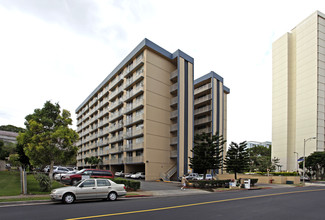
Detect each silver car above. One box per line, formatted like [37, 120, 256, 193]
[50, 179, 126, 204]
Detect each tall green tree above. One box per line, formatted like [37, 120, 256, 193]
[303, 152, 325, 180]
[247, 145, 275, 172]
[84, 156, 102, 169]
[189, 133, 225, 178]
[17, 101, 79, 179]
[224, 141, 250, 179]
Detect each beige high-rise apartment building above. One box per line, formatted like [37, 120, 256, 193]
[194, 72, 230, 170]
[76, 39, 229, 180]
[272, 11, 325, 171]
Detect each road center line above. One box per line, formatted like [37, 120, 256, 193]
[66, 188, 325, 220]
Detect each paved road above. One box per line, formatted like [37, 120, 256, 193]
[1, 186, 325, 220]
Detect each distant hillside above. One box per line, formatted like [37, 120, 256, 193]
[0, 125, 25, 133]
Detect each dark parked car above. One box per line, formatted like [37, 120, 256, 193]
[61, 169, 114, 185]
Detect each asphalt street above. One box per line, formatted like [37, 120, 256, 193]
[1, 186, 325, 220]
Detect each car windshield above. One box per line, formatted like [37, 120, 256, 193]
[76, 169, 86, 174]
[73, 180, 83, 186]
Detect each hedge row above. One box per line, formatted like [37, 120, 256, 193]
[249, 172, 298, 176]
[113, 178, 141, 191]
[188, 179, 231, 189]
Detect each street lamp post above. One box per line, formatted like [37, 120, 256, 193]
[294, 152, 298, 174]
[303, 137, 316, 186]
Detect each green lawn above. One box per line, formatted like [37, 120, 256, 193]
[0, 171, 64, 196]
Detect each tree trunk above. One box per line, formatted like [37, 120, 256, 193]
[49, 160, 54, 180]
[234, 172, 237, 180]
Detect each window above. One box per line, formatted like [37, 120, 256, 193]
[97, 179, 110, 187]
[81, 179, 95, 187]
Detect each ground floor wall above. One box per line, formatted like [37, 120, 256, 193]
[217, 174, 300, 184]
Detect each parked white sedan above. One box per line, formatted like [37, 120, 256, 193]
[50, 179, 126, 204]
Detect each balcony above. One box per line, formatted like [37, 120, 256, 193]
[194, 94, 212, 106]
[124, 70, 144, 90]
[98, 128, 109, 137]
[98, 97, 109, 109]
[124, 128, 144, 139]
[109, 110, 124, 122]
[170, 150, 177, 158]
[194, 116, 212, 126]
[99, 147, 109, 156]
[109, 122, 124, 133]
[98, 117, 109, 128]
[124, 100, 144, 114]
[109, 74, 124, 90]
[170, 97, 178, 107]
[124, 113, 144, 126]
[194, 127, 212, 135]
[194, 83, 212, 95]
[108, 135, 124, 144]
[124, 142, 144, 151]
[124, 85, 144, 102]
[170, 137, 178, 145]
[109, 158, 123, 165]
[109, 146, 123, 154]
[109, 85, 125, 101]
[194, 105, 212, 115]
[170, 110, 178, 119]
[109, 98, 124, 112]
[97, 139, 109, 147]
[124, 57, 144, 78]
[125, 155, 144, 164]
[170, 123, 178, 132]
[89, 97, 98, 108]
[170, 69, 178, 81]
[170, 82, 178, 94]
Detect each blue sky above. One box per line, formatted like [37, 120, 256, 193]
[0, 0, 324, 144]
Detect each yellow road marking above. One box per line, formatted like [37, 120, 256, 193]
[66, 188, 325, 220]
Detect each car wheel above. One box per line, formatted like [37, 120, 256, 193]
[63, 193, 75, 204]
[107, 192, 117, 201]
[71, 179, 78, 185]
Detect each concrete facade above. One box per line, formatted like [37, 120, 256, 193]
[272, 11, 325, 171]
[76, 39, 229, 180]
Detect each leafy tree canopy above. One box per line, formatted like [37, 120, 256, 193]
[84, 156, 102, 168]
[247, 145, 277, 172]
[0, 125, 25, 133]
[189, 133, 225, 177]
[17, 101, 79, 179]
[303, 151, 325, 180]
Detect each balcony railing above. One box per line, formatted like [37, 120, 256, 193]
[109, 158, 124, 165]
[170, 123, 178, 132]
[194, 105, 212, 115]
[109, 110, 124, 122]
[194, 116, 212, 126]
[109, 85, 125, 101]
[124, 142, 144, 151]
[125, 128, 144, 139]
[124, 113, 144, 126]
[170, 83, 178, 93]
[194, 127, 212, 135]
[170, 97, 178, 106]
[125, 155, 144, 164]
[125, 85, 144, 101]
[125, 71, 144, 89]
[170, 150, 177, 158]
[194, 83, 212, 95]
[170, 137, 178, 145]
[170, 69, 178, 80]
[125, 100, 144, 114]
[170, 110, 178, 119]
[109, 135, 124, 143]
[194, 94, 212, 105]
[109, 98, 124, 112]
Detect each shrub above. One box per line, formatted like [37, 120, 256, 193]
[251, 172, 298, 176]
[113, 178, 141, 191]
[34, 173, 51, 192]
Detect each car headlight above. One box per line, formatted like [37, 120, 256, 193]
[51, 189, 57, 194]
